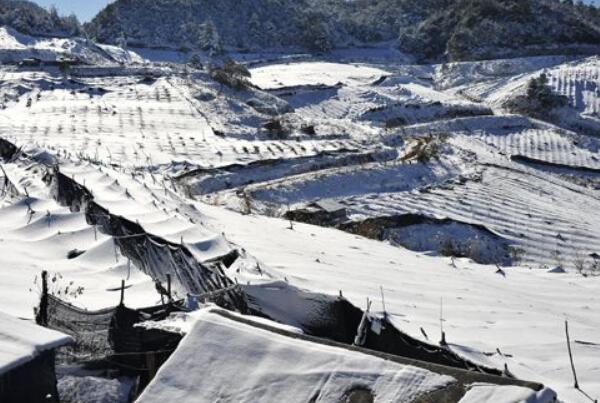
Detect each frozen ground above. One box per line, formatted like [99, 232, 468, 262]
[0, 31, 599, 402]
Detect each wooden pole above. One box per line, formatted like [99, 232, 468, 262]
[120, 280, 125, 306]
[565, 320, 579, 389]
[38, 270, 49, 326]
[440, 297, 447, 346]
[167, 274, 172, 303]
[41, 271, 48, 300]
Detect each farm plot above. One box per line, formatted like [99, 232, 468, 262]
[0, 159, 158, 318]
[343, 161, 600, 270]
[459, 57, 600, 134]
[0, 70, 363, 170]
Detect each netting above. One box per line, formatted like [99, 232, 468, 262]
[46, 167, 247, 312]
[42, 295, 186, 364]
[45, 295, 115, 362]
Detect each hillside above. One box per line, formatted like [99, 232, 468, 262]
[86, 0, 311, 51]
[86, 0, 600, 60]
[0, 26, 143, 65]
[1, 39, 600, 398]
[1, 3, 600, 403]
[397, 0, 600, 61]
[0, 0, 81, 37]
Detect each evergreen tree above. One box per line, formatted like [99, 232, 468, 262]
[249, 12, 262, 45]
[300, 13, 333, 53]
[264, 21, 278, 46]
[503, 73, 569, 118]
[199, 19, 223, 56]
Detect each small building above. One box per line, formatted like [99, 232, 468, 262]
[18, 57, 44, 67]
[55, 56, 81, 67]
[0, 311, 72, 403]
[284, 199, 348, 226]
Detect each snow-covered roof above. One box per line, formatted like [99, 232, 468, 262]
[0, 311, 72, 376]
[136, 309, 454, 403]
[135, 307, 303, 336]
[310, 199, 347, 213]
[459, 383, 556, 403]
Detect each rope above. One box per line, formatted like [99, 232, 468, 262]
[111, 232, 147, 240]
[189, 284, 241, 299]
[109, 349, 176, 357]
[61, 348, 177, 372]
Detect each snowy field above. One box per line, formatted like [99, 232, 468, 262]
[1, 30, 600, 402]
[250, 61, 390, 89]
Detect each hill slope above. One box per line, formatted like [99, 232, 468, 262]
[86, 0, 600, 60]
[0, 0, 81, 36]
[398, 0, 600, 61]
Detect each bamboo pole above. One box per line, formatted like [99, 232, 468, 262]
[565, 320, 579, 389]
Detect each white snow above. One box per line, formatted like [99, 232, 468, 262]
[0, 310, 72, 375]
[0, 160, 164, 318]
[58, 375, 134, 403]
[0, 26, 143, 65]
[1, 47, 599, 403]
[250, 62, 389, 89]
[135, 306, 303, 335]
[458, 383, 557, 403]
[136, 309, 454, 403]
[193, 202, 599, 403]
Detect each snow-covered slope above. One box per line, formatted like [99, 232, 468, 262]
[0, 158, 160, 317]
[193, 198, 599, 403]
[458, 57, 600, 135]
[0, 26, 143, 65]
[1, 44, 600, 403]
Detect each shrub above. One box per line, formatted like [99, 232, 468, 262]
[263, 116, 291, 139]
[503, 73, 569, 119]
[209, 59, 251, 90]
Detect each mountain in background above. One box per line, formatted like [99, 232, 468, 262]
[0, 0, 81, 37]
[85, 0, 600, 61]
[396, 0, 600, 60]
[1, 0, 600, 61]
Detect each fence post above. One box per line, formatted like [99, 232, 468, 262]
[37, 271, 49, 326]
[120, 280, 125, 306]
[439, 297, 447, 346]
[565, 320, 579, 389]
[167, 274, 172, 303]
[380, 286, 387, 319]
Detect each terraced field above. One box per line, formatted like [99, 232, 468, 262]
[2, 47, 600, 402]
[0, 71, 362, 169]
[459, 56, 600, 135]
[344, 158, 600, 269]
